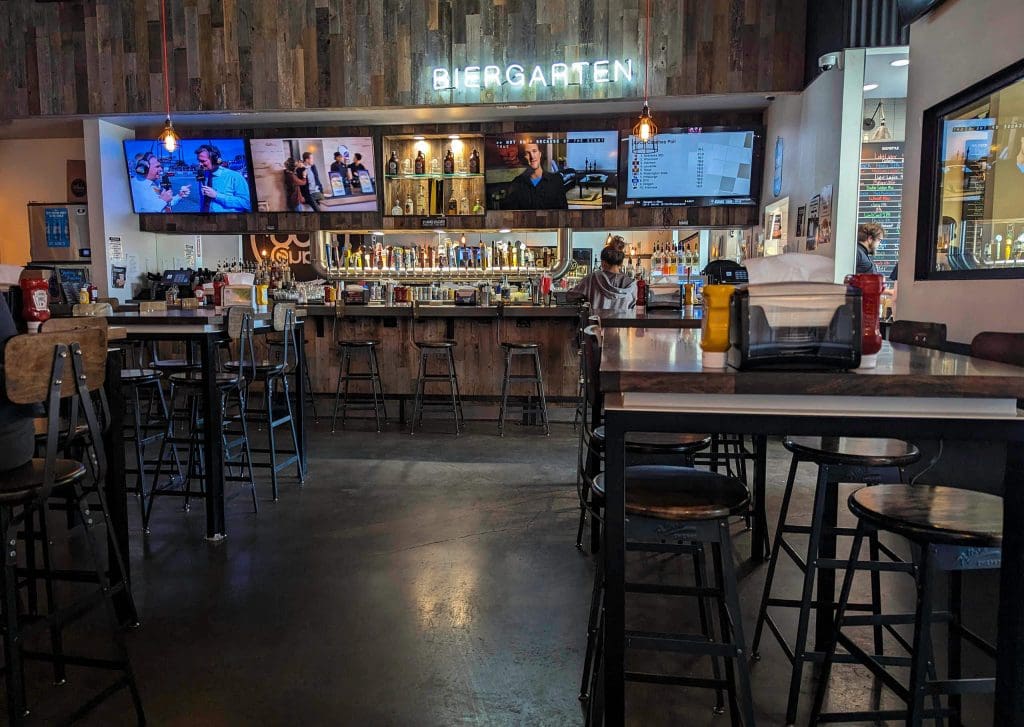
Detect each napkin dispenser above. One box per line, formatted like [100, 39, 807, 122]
[342, 285, 369, 305]
[454, 288, 477, 306]
[647, 284, 682, 310]
[220, 284, 256, 309]
[727, 282, 861, 370]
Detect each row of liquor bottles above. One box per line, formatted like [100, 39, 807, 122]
[650, 241, 701, 277]
[385, 148, 482, 177]
[324, 237, 557, 273]
[388, 180, 484, 216]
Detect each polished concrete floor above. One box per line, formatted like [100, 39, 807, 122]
[4, 411, 1000, 725]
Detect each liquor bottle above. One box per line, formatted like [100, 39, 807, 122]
[430, 157, 440, 175]
[417, 187, 427, 215]
[387, 151, 399, 176]
[402, 157, 412, 175]
[404, 195, 414, 215]
[444, 149, 455, 174]
[667, 246, 677, 276]
[459, 195, 469, 215]
[414, 151, 425, 175]
[391, 200, 403, 215]
[469, 149, 480, 174]
[472, 197, 484, 214]
[447, 194, 458, 214]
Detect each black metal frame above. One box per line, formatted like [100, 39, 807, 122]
[599, 406, 1024, 725]
[914, 56, 1024, 281]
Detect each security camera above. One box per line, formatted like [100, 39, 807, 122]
[818, 53, 840, 72]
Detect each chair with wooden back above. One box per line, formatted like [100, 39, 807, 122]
[71, 302, 113, 317]
[889, 319, 947, 349]
[971, 331, 1024, 367]
[0, 329, 144, 725]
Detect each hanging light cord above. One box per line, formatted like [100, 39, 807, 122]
[160, 0, 171, 120]
[643, 0, 651, 104]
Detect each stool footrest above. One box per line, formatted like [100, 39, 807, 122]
[625, 672, 731, 690]
[626, 630, 741, 658]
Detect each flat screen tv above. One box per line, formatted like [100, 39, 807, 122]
[123, 138, 254, 214]
[619, 127, 763, 207]
[484, 131, 619, 210]
[250, 137, 378, 212]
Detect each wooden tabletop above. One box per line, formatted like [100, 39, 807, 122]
[599, 328, 1024, 399]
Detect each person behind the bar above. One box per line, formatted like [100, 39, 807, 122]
[0, 294, 35, 472]
[567, 236, 637, 313]
[856, 222, 884, 274]
[282, 157, 309, 212]
[196, 143, 252, 213]
[500, 140, 568, 210]
[130, 152, 190, 213]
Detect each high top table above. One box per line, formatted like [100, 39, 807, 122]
[107, 307, 307, 540]
[598, 327, 1024, 725]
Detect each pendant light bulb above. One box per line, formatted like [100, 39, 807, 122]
[159, 117, 179, 153]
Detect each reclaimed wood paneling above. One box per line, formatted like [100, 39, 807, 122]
[0, 0, 806, 118]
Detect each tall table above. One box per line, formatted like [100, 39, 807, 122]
[107, 308, 308, 540]
[598, 327, 1024, 725]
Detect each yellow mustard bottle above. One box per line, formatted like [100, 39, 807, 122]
[700, 284, 734, 368]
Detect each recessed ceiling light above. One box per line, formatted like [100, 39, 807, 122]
[863, 83, 879, 91]
[448, 134, 460, 140]
[413, 135, 425, 140]
[370, 231, 384, 236]
[890, 59, 910, 67]
[498, 228, 512, 233]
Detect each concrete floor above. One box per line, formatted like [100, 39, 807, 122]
[3, 413, 1000, 725]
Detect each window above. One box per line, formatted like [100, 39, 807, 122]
[917, 58, 1024, 279]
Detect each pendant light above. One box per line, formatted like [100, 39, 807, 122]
[156, 0, 179, 153]
[631, 0, 659, 154]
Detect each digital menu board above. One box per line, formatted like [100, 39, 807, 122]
[124, 139, 255, 214]
[620, 128, 762, 207]
[484, 131, 619, 210]
[250, 137, 378, 212]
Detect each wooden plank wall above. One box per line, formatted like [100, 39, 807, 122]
[0, 0, 806, 117]
[136, 107, 766, 233]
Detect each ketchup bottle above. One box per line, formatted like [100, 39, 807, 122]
[19, 274, 51, 332]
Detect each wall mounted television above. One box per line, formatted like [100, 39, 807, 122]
[618, 127, 763, 208]
[123, 138, 254, 214]
[250, 137, 378, 212]
[484, 131, 619, 210]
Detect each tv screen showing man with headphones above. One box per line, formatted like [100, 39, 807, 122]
[484, 131, 618, 210]
[123, 138, 254, 214]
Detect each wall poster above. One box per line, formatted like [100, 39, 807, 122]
[816, 184, 833, 246]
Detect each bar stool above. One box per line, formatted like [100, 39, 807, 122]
[810, 485, 1000, 725]
[268, 310, 318, 423]
[147, 309, 258, 527]
[331, 340, 387, 433]
[226, 306, 304, 500]
[1, 330, 145, 725]
[751, 435, 921, 726]
[121, 366, 183, 521]
[497, 342, 549, 436]
[581, 466, 755, 726]
[410, 341, 464, 436]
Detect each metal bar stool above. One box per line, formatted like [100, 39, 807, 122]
[1, 330, 145, 726]
[268, 314, 319, 423]
[410, 340, 464, 436]
[582, 466, 755, 726]
[751, 435, 921, 726]
[331, 340, 387, 433]
[226, 306, 305, 500]
[147, 308, 258, 527]
[810, 485, 1001, 725]
[497, 342, 550, 436]
[122, 366, 183, 523]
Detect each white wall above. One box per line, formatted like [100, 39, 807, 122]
[761, 61, 862, 280]
[896, 0, 1024, 342]
[84, 120, 157, 303]
[0, 137, 85, 265]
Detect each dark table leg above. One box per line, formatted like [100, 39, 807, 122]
[996, 435, 1024, 725]
[752, 434, 769, 562]
[294, 320, 307, 473]
[103, 349, 137, 625]
[602, 409, 627, 723]
[200, 335, 226, 540]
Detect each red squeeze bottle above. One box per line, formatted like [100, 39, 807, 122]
[20, 275, 51, 332]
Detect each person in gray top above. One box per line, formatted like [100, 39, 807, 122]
[568, 236, 638, 313]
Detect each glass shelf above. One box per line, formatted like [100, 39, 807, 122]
[385, 173, 484, 180]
